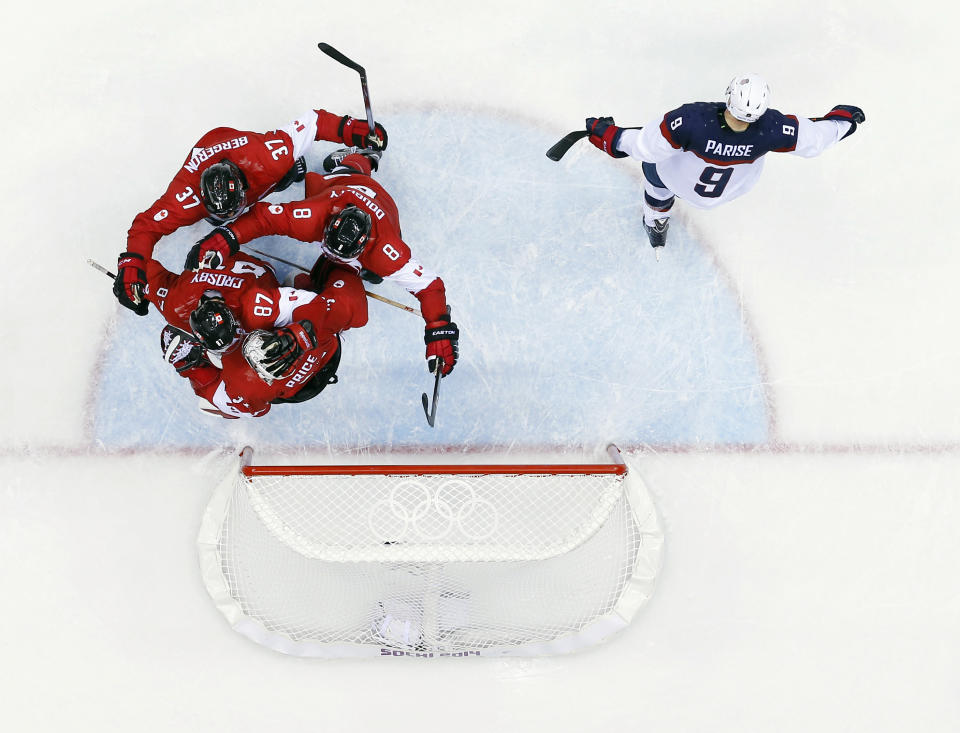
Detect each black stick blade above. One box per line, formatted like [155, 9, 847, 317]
[421, 393, 435, 427]
[318, 42, 365, 74]
[546, 130, 589, 161]
[420, 359, 443, 427]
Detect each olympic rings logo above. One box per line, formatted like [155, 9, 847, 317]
[367, 479, 499, 542]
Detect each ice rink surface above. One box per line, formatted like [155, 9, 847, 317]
[3, 1, 959, 731]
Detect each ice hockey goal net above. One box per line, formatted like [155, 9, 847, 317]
[198, 445, 662, 658]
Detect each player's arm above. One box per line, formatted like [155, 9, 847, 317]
[273, 110, 387, 161]
[189, 198, 335, 268]
[142, 258, 181, 315]
[616, 123, 682, 162]
[585, 110, 681, 162]
[157, 324, 237, 416]
[313, 109, 389, 151]
[377, 248, 459, 377]
[125, 172, 207, 259]
[116, 172, 207, 314]
[791, 105, 865, 157]
[195, 379, 271, 419]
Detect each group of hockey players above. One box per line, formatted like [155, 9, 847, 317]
[113, 108, 459, 419]
[110, 72, 862, 420]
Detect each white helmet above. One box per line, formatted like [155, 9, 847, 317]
[725, 73, 770, 122]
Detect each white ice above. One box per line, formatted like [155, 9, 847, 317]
[2, 1, 958, 731]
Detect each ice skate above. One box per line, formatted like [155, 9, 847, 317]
[322, 146, 381, 174]
[643, 218, 669, 248]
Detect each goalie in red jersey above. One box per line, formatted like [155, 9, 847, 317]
[147, 253, 369, 419]
[190, 148, 459, 378]
[113, 109, 387, 317]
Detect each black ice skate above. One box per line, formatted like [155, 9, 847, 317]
[322, 146, 381, 174]
[643, 218, 669, 248]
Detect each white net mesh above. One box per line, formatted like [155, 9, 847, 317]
[200, 454, 663, 657]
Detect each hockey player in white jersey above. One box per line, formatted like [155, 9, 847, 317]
[584, 74, 865, 249]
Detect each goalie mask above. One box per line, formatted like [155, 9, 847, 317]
[242, 329, 289, 384]
[200, 159, 248, 222]
[323, 205, 371, 259]
[189, 295, 238, 350]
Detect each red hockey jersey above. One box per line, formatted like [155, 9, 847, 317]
[125, 109, 350, 259]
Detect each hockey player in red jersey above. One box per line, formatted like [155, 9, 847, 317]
[113, 109, 388, 316]
[145, 250, 282, 334]
[583, 73, 865, 249]
[190, 148, 460, 378]
[149, 254, 369, 418]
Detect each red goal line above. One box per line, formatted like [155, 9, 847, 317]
[242, 463, 627, 477]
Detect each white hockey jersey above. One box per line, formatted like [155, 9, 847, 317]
[615, 102, 851, 209]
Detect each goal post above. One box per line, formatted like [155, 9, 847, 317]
[198, 444, 663, 658]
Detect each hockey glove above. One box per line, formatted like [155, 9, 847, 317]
[586, 116, 628, 158]
[275, 157, 307, 193]
[821, 105, 865, 140]
[113, 251, 149, 316]
[160, 325, 207, 374]
[424, 314, 459, 377]
[337, 115, 389, 151]
[244, 321, 318, 381]
[185, 227, 240, 270]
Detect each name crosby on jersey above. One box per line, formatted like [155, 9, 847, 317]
[184, 136, 250, 173]
[189, 271, 246, 289]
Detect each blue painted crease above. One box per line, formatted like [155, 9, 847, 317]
[93, 110, 768, 450]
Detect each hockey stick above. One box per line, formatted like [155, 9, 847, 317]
[89, 252, 417, 316]
[545, 131, 589, 161]
[421, 358, 443, 428]
[243, 245, 420, 316]
[545, 126, 643, 161]
[318, 42, 382, 148]
[87, 258, 116, 279]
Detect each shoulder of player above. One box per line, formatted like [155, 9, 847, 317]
[361, 231, 411, 275]
[193, 126, 251, 146]
[658, 102, 724, 149]
[751, 108, 802, 149]
[663, 101, 724, 125]
[755, 108, 797, 129]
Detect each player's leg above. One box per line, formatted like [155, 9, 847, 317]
[304, 171, 330, 197]
[640, 162, 675, 248]
[321, 147, 381, 175]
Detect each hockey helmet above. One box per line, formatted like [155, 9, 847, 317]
[323, 205, 372, 259]
[200, 159, 248, 222]
[242, 328, 302, 384]
[189, 294, 238, 350]
[725, 74, 770, 123]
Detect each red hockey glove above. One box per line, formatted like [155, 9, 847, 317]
[337, 115, 389, 151]
[586, 116, 628, 158]
[113, 251, 149, 316]
[821, 105, 865, 140]
[424, 315, 459, 377]
[185, 227, 240, 270]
